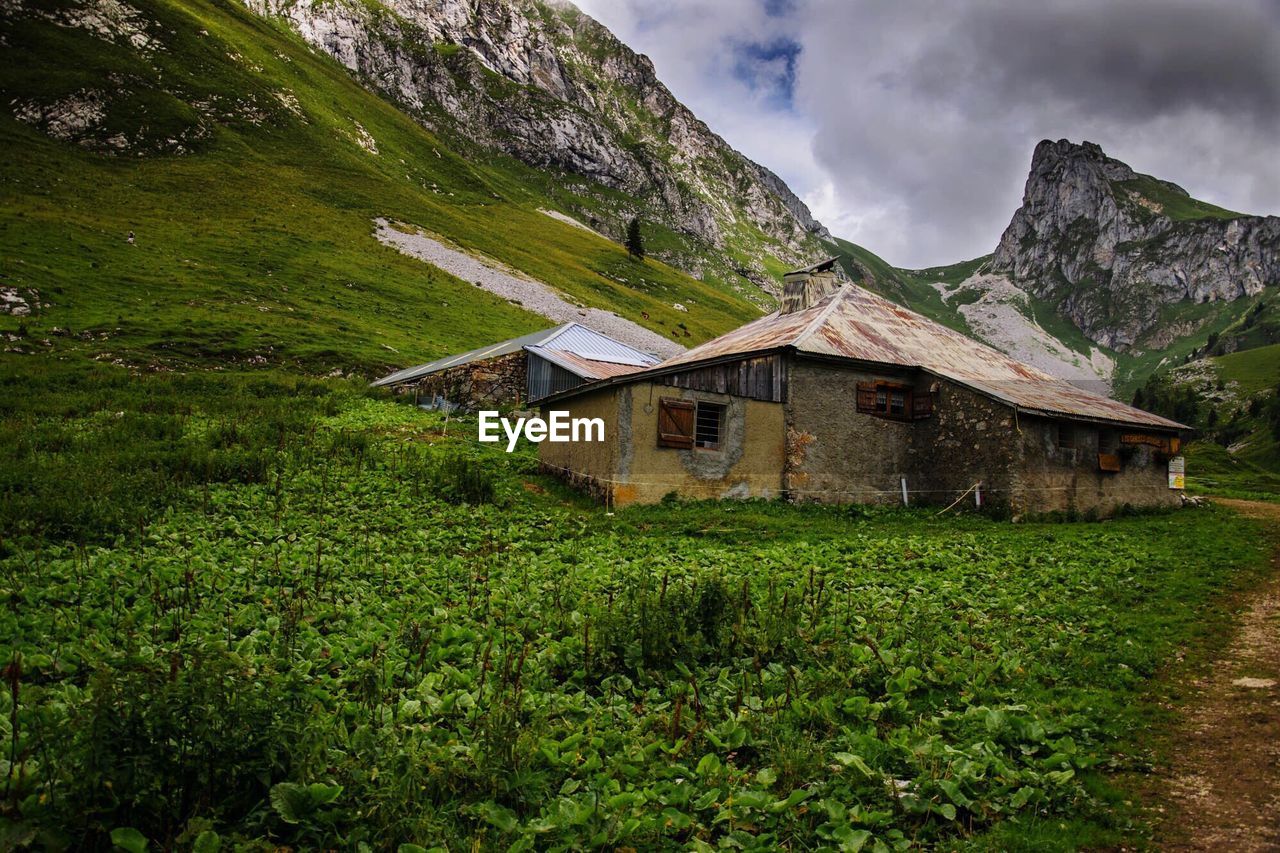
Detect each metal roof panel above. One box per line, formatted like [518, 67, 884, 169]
[372, 322, 660, 388]
[528, 346, 653, 380]
[542, 323, 662, 366]
[659, 284, 1186, 430]
[371, 324, 571, 387]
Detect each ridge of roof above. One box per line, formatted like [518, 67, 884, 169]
[784, 256, 840, 277]
[792, 285, 854, 353]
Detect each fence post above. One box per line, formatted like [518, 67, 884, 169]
[900, 477, 908, 507]
[975, 483, 982, 508]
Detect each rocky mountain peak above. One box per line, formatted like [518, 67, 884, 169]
[245, 0, 830, 287]
[991, 139, 1278, 350]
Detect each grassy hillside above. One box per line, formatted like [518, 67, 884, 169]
[1, 0, 764, 377]
[1135, 342, 1280, 496]
[2, 9, 1276, 847]
[1213, 341, 1280, 395]
[1113, 175, 1243, 222]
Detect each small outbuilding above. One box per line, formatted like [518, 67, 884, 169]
[373, 323, 661, 410]
[537, 259, 1189, 517]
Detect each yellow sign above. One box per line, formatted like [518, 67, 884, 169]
[1168, 455, 1186, 490]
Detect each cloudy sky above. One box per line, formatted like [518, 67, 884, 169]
[574, 0, 1280, 268]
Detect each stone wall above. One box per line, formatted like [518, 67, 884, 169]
[785, 359, 918, 503]
[784, 358, 1175, 515]
[904, 376, 1021, 510]
[539, 357, 1181, 516]
[1012, 416, 1180, 517]
[537, 384, 618, 502]
[405, 351, 528, 412]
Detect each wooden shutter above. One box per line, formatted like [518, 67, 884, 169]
[855, 383, 877, 414]
[1098, 452, 1122, 472]
[912, 394, 933, 420]
[657, 398, 695, 448]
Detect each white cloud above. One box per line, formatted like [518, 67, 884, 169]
[575, 0, 1280, 267]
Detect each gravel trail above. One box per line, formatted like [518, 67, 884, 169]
[374, 218, 683, 358]
[1156, 498, 1280, 851]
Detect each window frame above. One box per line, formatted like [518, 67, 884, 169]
[693, 401, 725, 450]
[1056, 423, 1076, 451]
[856, 381, 923, 421]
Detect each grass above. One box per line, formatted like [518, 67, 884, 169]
[0, 362, 1269, 850]
[1114, 175, 1242, 222]
[3, 8, 1277, 843]
[1212, 342, 1280, 396]
[0, 0, 762, 380]
[1184, 441, 1280, 502]
[1111, 298, 1251, 400]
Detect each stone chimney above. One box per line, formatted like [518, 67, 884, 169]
[779, 257, 842, 314]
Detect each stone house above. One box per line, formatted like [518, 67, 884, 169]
[537, 259, 1188, 516]
[373, 323, 661, 410]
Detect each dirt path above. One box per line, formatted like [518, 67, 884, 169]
[1157, 498, 1280, 850]
[372, 218, 684, 358]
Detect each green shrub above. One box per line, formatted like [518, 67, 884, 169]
[27, 647, 312, 848]
[425, 452, 499, 505]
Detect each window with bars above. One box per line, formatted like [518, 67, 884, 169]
[657, 398, 726, 450]
[694, 402, 725, 449]
[1099, 430, 1118, 453]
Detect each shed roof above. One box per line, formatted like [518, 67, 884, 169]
[525, 346, 654, 381]
[372, 322, 659, 388]
[553, 284, 1187, 431]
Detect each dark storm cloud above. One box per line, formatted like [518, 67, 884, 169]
[576, 0, 1280, 266]
[795, 0, 1280, 265]
[908, 1, 1280, 125]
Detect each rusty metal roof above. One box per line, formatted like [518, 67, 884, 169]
[659, 284, 1187, 430]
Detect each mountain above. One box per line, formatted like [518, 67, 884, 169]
[244, 0, 830, 296]
[867, 140, 1279, 398]
[1, 0, 848, 377]
[990, 139, 1279, 350]
[4, 0, 1273, 410]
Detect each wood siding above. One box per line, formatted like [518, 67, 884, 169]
[659, 354, 786, 403]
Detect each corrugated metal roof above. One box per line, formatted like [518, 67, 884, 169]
[372, 325, 571, 387]
[540, 324, 661, 366]
[660, 285, 1187, 430]
[372, 322, 659, 388]
[527, 346, 654, 380]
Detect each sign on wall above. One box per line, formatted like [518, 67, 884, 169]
[1168, 455, 1186, 490]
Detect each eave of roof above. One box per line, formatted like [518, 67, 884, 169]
[372, 323, 571, 387]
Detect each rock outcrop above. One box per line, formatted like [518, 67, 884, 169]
[243, 0, 829, 275]
[991, 139, 1279, 349]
